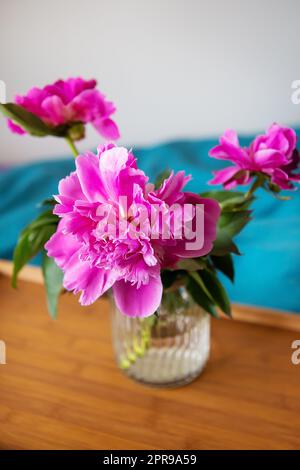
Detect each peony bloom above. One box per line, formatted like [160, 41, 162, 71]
[7, 77, 120, 140]
[209, 124, 300, 190]
[45, 144, 220, 317]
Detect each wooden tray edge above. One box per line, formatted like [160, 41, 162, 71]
[1, 259, 300, 332]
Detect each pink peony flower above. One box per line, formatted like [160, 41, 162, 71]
[7, 77, 120, 140]
[45, 144, 220, 317]
[209, 124, 300, 190]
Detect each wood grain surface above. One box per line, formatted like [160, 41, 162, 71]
[0, 272, 300, 450]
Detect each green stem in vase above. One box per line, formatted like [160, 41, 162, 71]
[118, 290, 189, 370]
[119, 316, 157, 370]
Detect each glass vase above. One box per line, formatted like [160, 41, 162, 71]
[110, 287, 210, 388]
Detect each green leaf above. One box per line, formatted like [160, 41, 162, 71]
[39, 198, 56, 208]
[211, 253, 234, 282]
[187, 274, 219, 318]
[201, 190, 243, 205]
[219, 210, 252, 238]
[201, 190, 253, 257]
[211, 229, 241, 256]
[42, 251, 63, 319]
[0, 103, 52, 137]
[12, 225, 57, 288]
[161, 269, 184, 289]
[189, 271, 214, 300]
[0, 102, 74, 139]
[198, 269, 231, 317]
[12, 210, 59, 288]
[211, 209, 251, 257]
[28, 213, 58, 230]
[174, 258, 206, 271]
[201, 190, 255, 212]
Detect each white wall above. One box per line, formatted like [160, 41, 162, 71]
[0, 0, 299, 163]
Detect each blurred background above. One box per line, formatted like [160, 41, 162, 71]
[0, 0, 299, 163]
[0, 0, 300, 313]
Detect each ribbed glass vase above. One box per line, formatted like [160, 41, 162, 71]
[110, 287, 210, 388]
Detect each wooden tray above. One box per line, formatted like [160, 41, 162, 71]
[0, 261, 300, 449]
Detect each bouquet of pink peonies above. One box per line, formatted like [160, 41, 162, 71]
[1, 77, 300, 322]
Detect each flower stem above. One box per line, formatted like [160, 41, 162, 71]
[245, 174, 265, 199]
[65, 136, 79, 158]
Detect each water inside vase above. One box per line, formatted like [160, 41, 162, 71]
[110, 290, 210, 388]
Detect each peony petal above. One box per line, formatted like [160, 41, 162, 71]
[209, 130, 249, 166]
[270, 169, 295, 190]
[7, 119, 26, 135]
[163, 193, 221, 260]
[209, 166, 240, 185]
[45, 78, 97, 104]
[41, 95, 67, 125]
[78, 267, 115, 305]
[222, 129, 239, 146]
[254, 149, 288, 168]
[223, 179, 239, 190]
[223, 170, 252, 189]
[15, 87, 48, 116]
[71, 89, 105, 121]
[76, 151, 106, 202]
[155, 171, 191, 205]
[93, 117, 120, 140]
[45, 220, 81, 270]
[10, 78, 118, 136]
[99, 146, 147, 206]
[48, 218, 161, 313]
[54, 171, 86, 214]
[62, 251, 116, 305]
[266, 124, 297, 158]
[113, 276, 163, 317]
[289, 173, 300, 182]
[58, 171, 84, 199]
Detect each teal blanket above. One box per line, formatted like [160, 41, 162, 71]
[1, 135, 300, 313]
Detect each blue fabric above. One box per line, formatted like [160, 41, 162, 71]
[1, 133, 300, 313]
